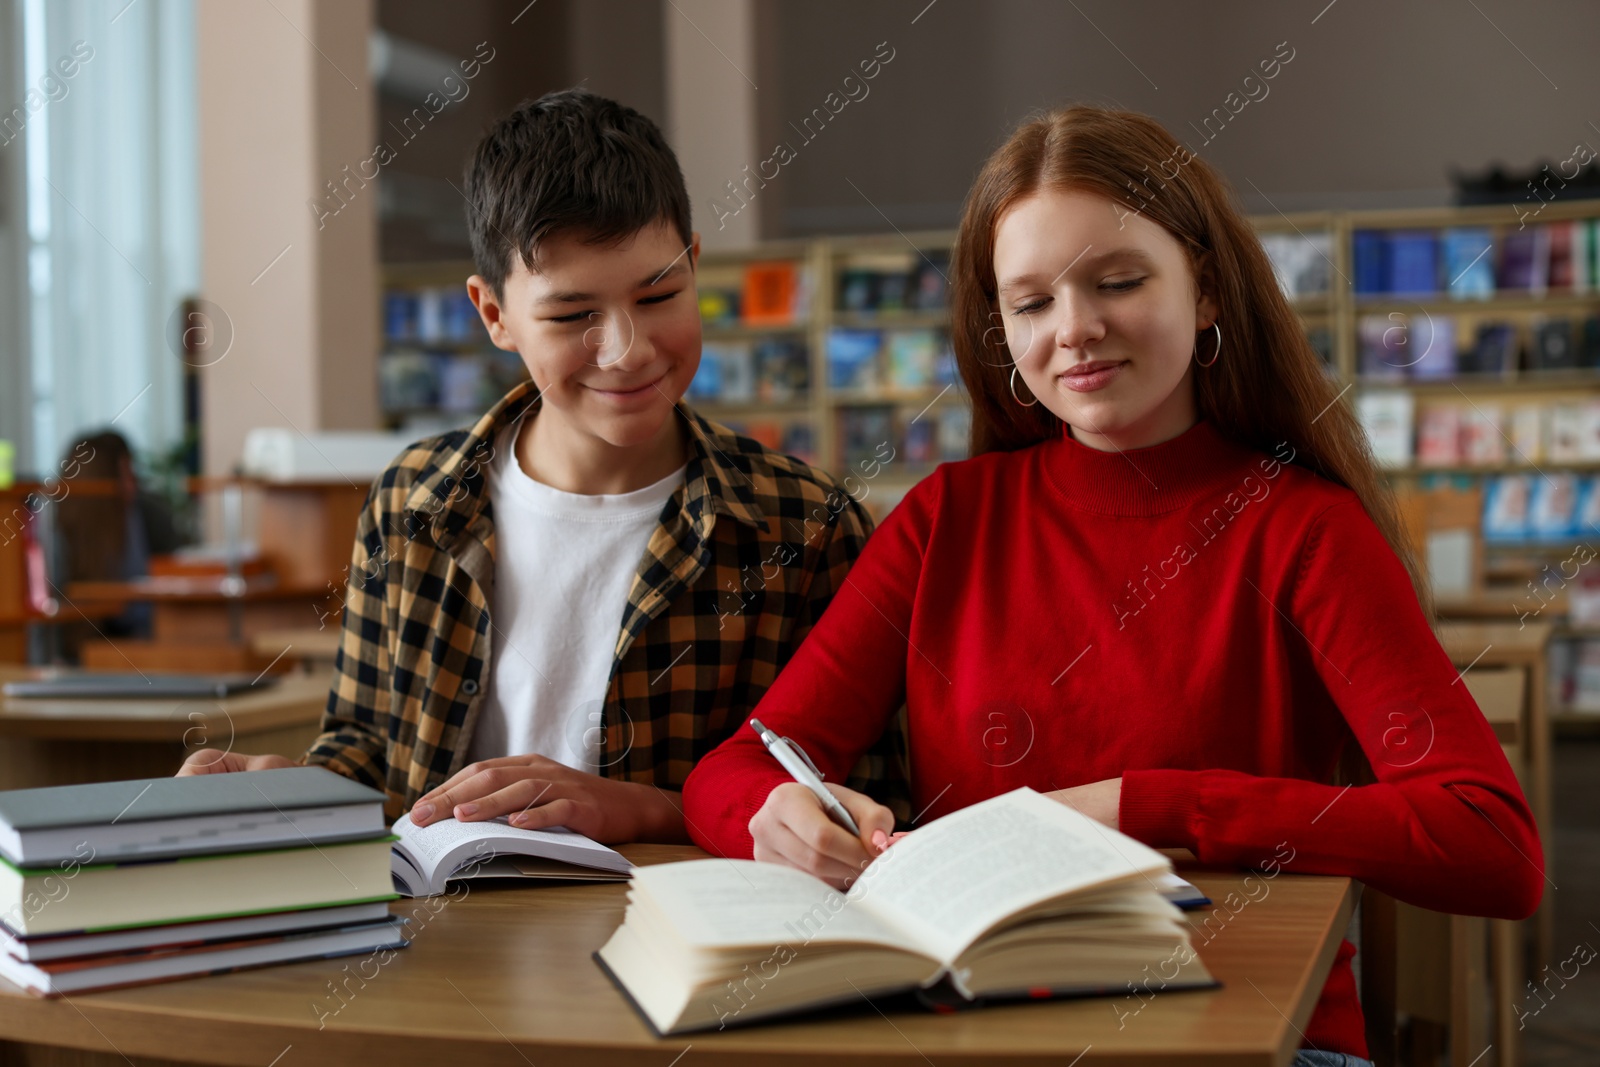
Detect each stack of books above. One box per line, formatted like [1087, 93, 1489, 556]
[0, 767, 406, 996]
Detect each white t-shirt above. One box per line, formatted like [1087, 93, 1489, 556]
[465, 422, 687, 772]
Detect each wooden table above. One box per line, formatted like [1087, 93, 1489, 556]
[1436, 620, 1554, 975]
[0, 846, 1357, 1067]
[0, 667, 328, 789]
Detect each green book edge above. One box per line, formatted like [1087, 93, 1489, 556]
[72, 893, 402, 935]
[1, 833, 400, 876]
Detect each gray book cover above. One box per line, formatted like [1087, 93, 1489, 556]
[0, 767, 384, 831]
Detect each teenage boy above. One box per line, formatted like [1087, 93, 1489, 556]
[178, 89, 908, 842]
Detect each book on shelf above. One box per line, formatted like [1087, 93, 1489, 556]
[594, 787, 1216, 1036]
[1388, 230, 1439, 296]
[1416, 406, 1462, 467]
[685, 346, 723, 400]
[1573, 219, 1595, 291]
[1356, 391, 1414, 468]
[1357, 316, 1405, 379]
[837, 405, 897, 472]
[1460, 403, 1505, 466]
[1351, 219, 1600, 301]
[1582, 403, 1600, 461]
[1528, 473, 1583, 542]
[384, 288, 483, 344]
[780, 422, 816, 465]
[1306, 324, 1335, 369]
[1583, 315, 1600, 367]
[387, 813, 632, 898]
[903, 420, 936, 466]
[437, 354, 488, 413]
[712, 417, 815, 463]
[379, 350, 527, 420]
[699, 341, 755, 403]
[1529, 317, 1578, 371]
[936, 405, 971, 463]
[836, 251, 950, 314]
[1483, 475, 1533, 542]
[1498, 226, 1551, 292]
[380, 351, 442, 412]
[912, 251, 951, 309]
[1410, 314, 1457, 379]
[1549, 404, 1585, 462]
[733, 420, 783, 450]
[1511, 404, 1544, 463]
[885, 329, 941, 391]
[1353, 229, 1390, 295]
[1462, 321, 1519, 376]
[1258, 231, 1331, 298]
[741, 262, 806, 325]
[1578, 479, 1600, 542]
[698, 288, 740, 325]
[1549, 220, 1576, 291]
[1479, 469, 1593, 544]
[1442, 227, 1496, 300]
[827, 328, 884, 390]
[753, 337, 810, 402]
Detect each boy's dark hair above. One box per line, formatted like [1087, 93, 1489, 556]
[464, 88, 692, 297]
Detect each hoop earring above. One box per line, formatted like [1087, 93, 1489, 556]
[1195, 321, 1222, 368]
[1009, 366, 1039, 407]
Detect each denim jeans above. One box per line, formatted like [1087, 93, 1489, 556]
[1290, 1052, 1375, 1067]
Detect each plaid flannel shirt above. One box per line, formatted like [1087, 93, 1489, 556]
[302, 379, 910, 826]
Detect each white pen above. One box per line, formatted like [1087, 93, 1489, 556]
[748, 718, 861, 836]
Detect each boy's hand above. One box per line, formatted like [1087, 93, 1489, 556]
[175, 751, 298, 775]
[748, 782, 895, 890]
[408, 756, 688, 844]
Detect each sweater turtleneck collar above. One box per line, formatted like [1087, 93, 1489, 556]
[1041, 417, 1259, 516]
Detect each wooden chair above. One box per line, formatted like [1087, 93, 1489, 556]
[1360, 666, 1527, 1067]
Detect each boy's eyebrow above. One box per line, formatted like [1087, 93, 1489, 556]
[537, 262, 692, 305]
[997, 247, 1154, 294]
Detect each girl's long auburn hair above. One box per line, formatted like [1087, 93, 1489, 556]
[949, 105, 1431, 618]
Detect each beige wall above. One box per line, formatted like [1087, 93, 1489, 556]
[196, 0, 379, 476]
[664, 0, 762, 249]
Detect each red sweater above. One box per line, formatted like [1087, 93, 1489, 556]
[682, 418, 1544, 1058]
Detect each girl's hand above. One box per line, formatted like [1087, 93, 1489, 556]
[749, 782, 895, 890]
[1045, 777, 1122, 829]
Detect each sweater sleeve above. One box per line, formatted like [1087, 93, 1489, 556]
[682, 470, 938, 858]
[1119, 497, 1544, 920]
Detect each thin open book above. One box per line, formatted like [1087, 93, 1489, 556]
[389, 813, 632, 896]
[596, 787, 1216, 1034]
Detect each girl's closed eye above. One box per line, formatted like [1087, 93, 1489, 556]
[637, 290, 680, 306]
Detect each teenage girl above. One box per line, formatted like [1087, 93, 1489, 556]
[682, 106, 1541, 1067]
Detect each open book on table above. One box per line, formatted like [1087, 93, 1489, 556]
[596, 787, 1217, 1034]
[389, 813, 632, 897]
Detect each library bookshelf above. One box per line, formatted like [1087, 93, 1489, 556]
[376, 199, 1600, 539]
